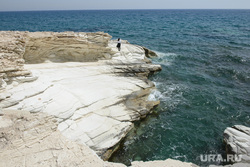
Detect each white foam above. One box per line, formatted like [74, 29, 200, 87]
[148, 80, 187, 110]
[152, 51, 178, 66]
[154, 51, 177, 58]
[148, 89, 163, 101]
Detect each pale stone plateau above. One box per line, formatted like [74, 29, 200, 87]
[0, 109, 198, 167]
[0, 31, 199, 166]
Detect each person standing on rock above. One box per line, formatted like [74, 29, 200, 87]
[116, 38, 121, 51]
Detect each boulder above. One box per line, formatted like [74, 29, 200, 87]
[224, 125, 250, 163]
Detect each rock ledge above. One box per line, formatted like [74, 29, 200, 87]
[0, 31, 161, 159]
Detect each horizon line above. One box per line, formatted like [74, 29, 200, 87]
[1, 8, 250, 12]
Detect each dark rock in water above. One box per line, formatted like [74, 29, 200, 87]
[142, 46, 158, 58]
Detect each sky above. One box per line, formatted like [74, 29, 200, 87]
[0, 0, 250, 11]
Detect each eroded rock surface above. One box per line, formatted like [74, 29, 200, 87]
[0, 31, 33, 89]
[0, 109, 198, 167]
[0, 31, 161, 159]
[224, 125, 250, 163]
[0, 109, 125, 167]
[0, 31, 201, 167]
[24, 31, 113, 63]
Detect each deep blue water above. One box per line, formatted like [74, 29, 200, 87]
[1, 9, 250, 166]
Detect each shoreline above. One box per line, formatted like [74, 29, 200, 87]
[0, 31, 162, 160]
[0, 31, 201, 167]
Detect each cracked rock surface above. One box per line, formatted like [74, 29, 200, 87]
[0, 31, 200, 167]
[0, 109, 126, 167]
[0, 31, 161, 159]
[0, 109, 197, 167]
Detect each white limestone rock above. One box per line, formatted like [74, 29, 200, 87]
[0, 31, 204, 167]
[0, 109, 125, 167]
[224, 125, 250, 163]
[0, 31, 161, 160]
[130, 159, 199, 167]
[0, 109, 199, 167]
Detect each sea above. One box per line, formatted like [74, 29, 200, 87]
[1, 9, 250, 166]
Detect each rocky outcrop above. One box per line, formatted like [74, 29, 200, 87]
[142, 46, 158, 58]
[0, 31, 201, 167]
[24, 31, 113, 63]
[0, 31, 161, 160]
[0, 31, 33, 89]
[0, 109, 198, 167]
[223, 125, 250, 163]
[0, 109, 125, 167]
[0, 31, 113, 89]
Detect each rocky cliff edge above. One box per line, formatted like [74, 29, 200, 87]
[0, 31, 198, 166]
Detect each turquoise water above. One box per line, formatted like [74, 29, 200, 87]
[1, 9, 250, 166]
